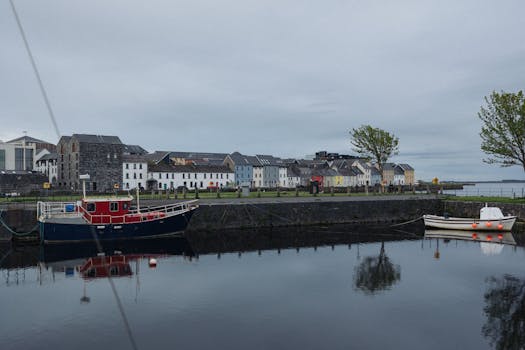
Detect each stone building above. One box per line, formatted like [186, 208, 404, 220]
[57, 134, 124, 192]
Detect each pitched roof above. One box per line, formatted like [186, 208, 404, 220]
[256, 154, 280, 166]
[144, 151, 171, 164]
[72, 134, 122, 144]
[123, 154, 149, 162]
[38, 152, 58, 161]
[6, 135, 51, 144]
[394, 165, 405, 175]
[149, 163, 234, 173]
[398, 163, 414, 171]
[123, 144, 148, 155]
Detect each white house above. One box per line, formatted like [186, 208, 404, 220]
[122, 155, 148, 190]
[252, 163, 264, 188]
[34, 151, 58, 184]
[393, 165, 406, 185]
[147, 164, 234, 190]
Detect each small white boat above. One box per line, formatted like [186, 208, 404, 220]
[423, 206, 516, 231]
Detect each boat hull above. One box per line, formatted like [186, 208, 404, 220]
[40, 209, 195, 244]
[423, 215, 516, 231]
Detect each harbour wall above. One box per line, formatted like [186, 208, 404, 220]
[2, 198, 525, 241]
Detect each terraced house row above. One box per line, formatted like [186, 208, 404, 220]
[1, 133, 415, 194]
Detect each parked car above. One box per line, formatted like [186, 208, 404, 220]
[3, 192, 21, 198]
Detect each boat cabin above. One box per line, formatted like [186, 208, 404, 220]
[81, 196, 133, 224]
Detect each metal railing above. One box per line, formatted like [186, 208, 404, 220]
[37, 200, 199, 225]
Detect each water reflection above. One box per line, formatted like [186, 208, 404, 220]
[353, 241, 401, 295]
[483, 275, 525, 350]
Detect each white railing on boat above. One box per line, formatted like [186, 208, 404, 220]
[37, 200, 199, 225]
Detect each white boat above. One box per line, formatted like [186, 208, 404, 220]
[423, 206, 516, 231]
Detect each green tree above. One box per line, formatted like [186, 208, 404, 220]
[479, 90, 525, 172]
[349, 125, 399, 183]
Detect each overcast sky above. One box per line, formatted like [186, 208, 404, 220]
[1, 0, 524, 181]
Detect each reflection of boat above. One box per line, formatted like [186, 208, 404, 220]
[80, 254, 134, 279]
[424, 229, 516, 246]
[423, 206, 516, 231]
[37, 195, 198, 243]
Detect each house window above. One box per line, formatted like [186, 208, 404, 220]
[139, 164, 143, 169]
[166, 173, 169, 179]
[184, 181, 187, 187]
[126, 183, 129, 189]
[133, 164, 136, 169]
[110, 202, 119, 212]
[171, 173, 174, 179]
[133, 173, 137, 179]
[126, 173, 129, 179]
[158, 173, 161, 179]
[190, 181, 193, 188]
[216, 174, 218, 179]
[200, 181, 203, 188]
[159, 183, 162, 189]
[204, 173, 207, 179]
[183, 174, 185, 179]
[125, 163, 129, 169]
[221, 174, 223, 179]
[139, 174, 142, 179]
[226, 174, 229, 179]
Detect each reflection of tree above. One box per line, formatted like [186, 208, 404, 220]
[483, 275, 525, 350]
[354, 242, 401, 294]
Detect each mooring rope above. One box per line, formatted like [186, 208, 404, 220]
[389, 216, 423, 227]
[0, 209, 39, 236]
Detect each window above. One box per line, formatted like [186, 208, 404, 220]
[221, 174, 223, 179]
[133, 173, 137, 179]
[166, 173, 169, 179]
[139, 164, 142, 169]
[194, 173, 197, 179]
[123, 203, 129, 210]
[204, 173, 206, 179]
[200, 181, 203, 188]
[14, 148, 24, 170]
[133, 164, 136, 169]
[87, 203, 96, 212]
[158, 183, 162, 189]
[183, 174, 185, 179]
[190, 181, 193, 187]
[126, 183, 129, 189]
[139, 174, 142, 179]
[126, 173, 129, 179]
[158, 173, 161, 179]
[110, 202, 119, 212]
[216, 174, 218, 179]
[125, 163, 129, 169]
[226, 174, 229, 179]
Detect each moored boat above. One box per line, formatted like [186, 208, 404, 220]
[423, 206, 516, 231]
[37, 195, 198, 244]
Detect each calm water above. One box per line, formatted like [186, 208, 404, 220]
[444, 182, 525, 198]
[1, 226, 525, 350]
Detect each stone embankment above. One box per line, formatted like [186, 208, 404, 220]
[1, 196, 524, 241]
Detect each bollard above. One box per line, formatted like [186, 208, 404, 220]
[195, 187, 199, 199]
[216, 187, 221, 198]
[295, 187, 299, 197]
[257, 188, 261, 198]
[174, 189, 178, 199]
[237, 188, 241, 198]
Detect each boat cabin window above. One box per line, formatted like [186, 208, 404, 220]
[122, 203, 129, 210]
[86, 203, 96, 212]
[110, 202, 119, 212]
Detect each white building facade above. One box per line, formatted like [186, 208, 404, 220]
[122, 155, 148, 190]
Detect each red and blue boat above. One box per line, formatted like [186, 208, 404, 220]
[37, 195, 198, 244]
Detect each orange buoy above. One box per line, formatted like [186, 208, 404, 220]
[486, 235, 492, 241]
[498, 234, 503, 240]
[485, 221, 492, 228]
[472, 233, 478, 239]
[471, 223, 478, 229]
[497, 224, 503, 230]
[149, 258, 157, 268]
